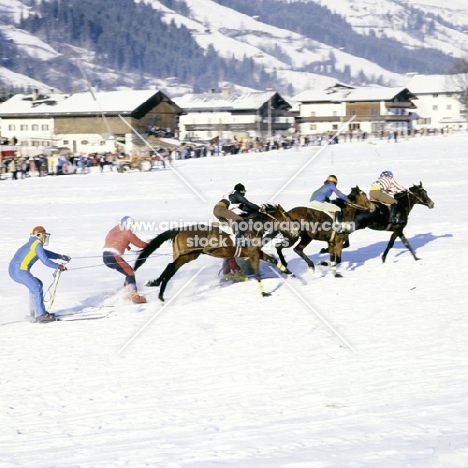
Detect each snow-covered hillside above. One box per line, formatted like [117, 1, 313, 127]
[1, 0, 467, 94]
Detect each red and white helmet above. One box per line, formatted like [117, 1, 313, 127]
[31, 226, 50, 245]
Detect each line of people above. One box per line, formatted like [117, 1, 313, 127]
[9, 170, 407, 322]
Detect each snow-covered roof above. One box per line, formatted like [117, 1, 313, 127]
[0, 90, 176, 116]
[293, 86, 416, 103]
[174, 91, 286, 111]
[342, 87, 416, 101]
[404, 74, 457, 94]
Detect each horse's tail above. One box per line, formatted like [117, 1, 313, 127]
[134, 228, 181, 271]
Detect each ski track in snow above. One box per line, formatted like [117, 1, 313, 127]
[1, 134, 468, 467]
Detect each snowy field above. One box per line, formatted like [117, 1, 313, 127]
[1, 133, 468, 467]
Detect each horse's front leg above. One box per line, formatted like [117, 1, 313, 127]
[292, 235, 315, 271]
[382, 230, 400, 263]
[399, 233, 420, 261]
[259, 250, 295, 277]
[276, 246, 288, 268]
[328, 244, 342, 278]
[247, 249, 271, 297]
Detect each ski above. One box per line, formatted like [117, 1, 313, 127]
[55, 306, 115, 321]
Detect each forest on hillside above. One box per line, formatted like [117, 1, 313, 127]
[213, 0, 453, 74]
[0, 0, 456, 96]
[12, 0, 270, 93]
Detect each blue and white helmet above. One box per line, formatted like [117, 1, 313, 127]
[120, 216, 135, 230]
[380, 170, 393, 178]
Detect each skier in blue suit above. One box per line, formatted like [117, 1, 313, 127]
[9, 226, 70, 322]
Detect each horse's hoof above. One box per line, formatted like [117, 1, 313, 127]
[262, 292, 272, 297]
[319, 248, 328, 254]
[158, 295, 165, 302]
[146, 280, 159, 287]
[334, 272, 343, 278]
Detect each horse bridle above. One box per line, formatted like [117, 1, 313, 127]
[346, 190, 371, 211]
[408, 188, 430, 206]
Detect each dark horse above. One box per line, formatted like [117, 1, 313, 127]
[350, 182, 434, 262]
[134, 205, 299, 301]
[275, 186, 371, 277]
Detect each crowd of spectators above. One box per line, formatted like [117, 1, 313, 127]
[0, 127, 464, 181]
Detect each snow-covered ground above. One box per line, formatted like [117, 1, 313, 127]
[1, 133, 468, 467]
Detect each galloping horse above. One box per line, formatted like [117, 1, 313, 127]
[134, 205, 299, 301]
[275, 186, 371, 277]
[351, 182, 434, 262]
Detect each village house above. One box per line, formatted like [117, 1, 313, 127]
[293, 83, 418, 138]
[174, 88, 294, 142]
[0, 89, 182, 157]
[404, 74, 467, 132]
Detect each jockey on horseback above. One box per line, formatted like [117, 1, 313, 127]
[369, 171, 407, 224]
[213, 183, 255, 246]
[227, 183, 261, 246]
[308, 175, 352, 233]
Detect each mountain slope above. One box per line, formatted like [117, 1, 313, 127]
[0, 0, 465, 97]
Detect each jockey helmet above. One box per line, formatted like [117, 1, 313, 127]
[325, 175, 338, 184]
[380, 170, 393, 178]
[234, 183, 246, 192]
[120, 216, 135, 230]
[31, 226, 50, 245]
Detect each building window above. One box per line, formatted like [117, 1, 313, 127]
[370, 108, 379, 117]
[81, 140, 88, 145]
[332, 124, 338, 130]
[32, 124, 39, 131]
[309, 124, 317, 130]
[432, 105, 438, 111]
[332, 111, 337, 117]
[42, 124, 49, 131]
[8, 125, 15, 131]
[310, 111, 316, 117]
[350, 110, 356, 116]
[63, 140, 69, 145]
[447, 104, 452, 110]
[20, 124, 28, 131]
[432, 94, 438, 98]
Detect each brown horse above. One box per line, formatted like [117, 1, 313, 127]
[275, 186, 371, 277]
[134, 205, 299, 301]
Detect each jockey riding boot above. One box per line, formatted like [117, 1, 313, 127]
[390, 203, 405, 224]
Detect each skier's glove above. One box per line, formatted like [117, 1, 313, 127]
[58, 264, 67, 272]
[59, 255, 71, 262]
